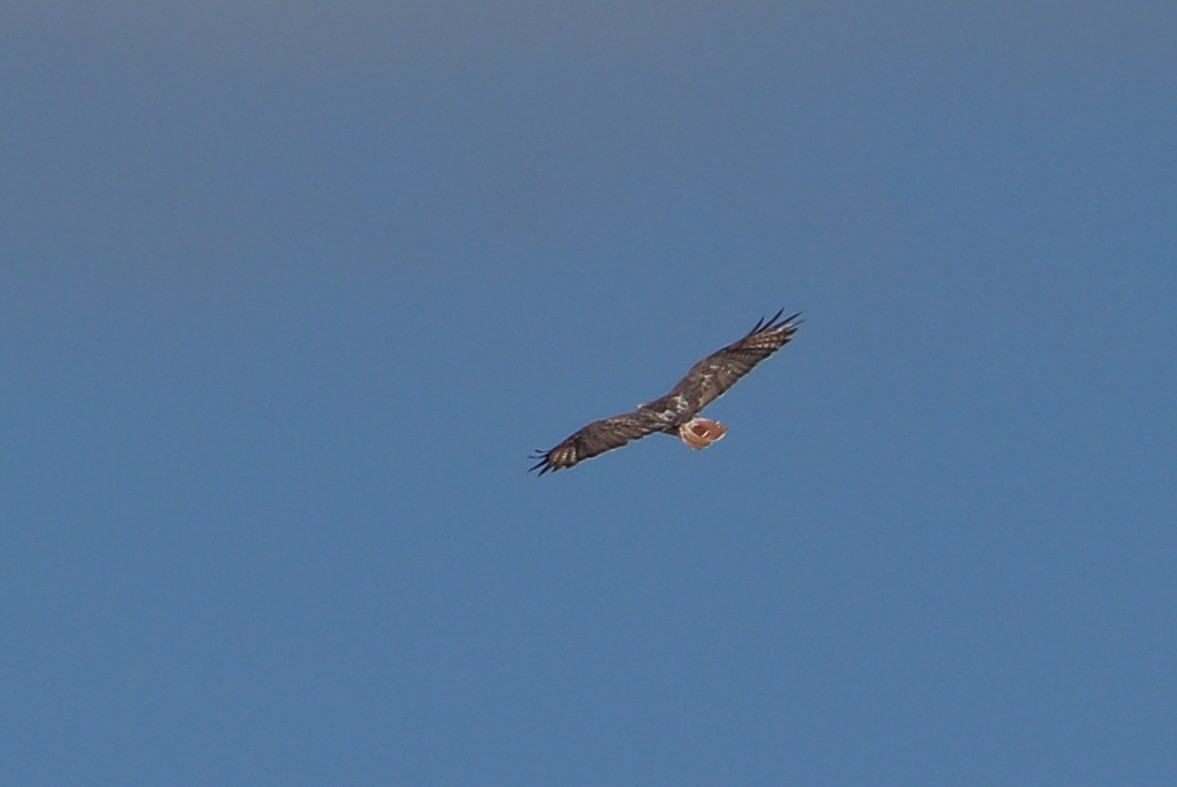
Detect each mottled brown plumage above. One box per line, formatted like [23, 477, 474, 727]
[529, 309, 802, 475]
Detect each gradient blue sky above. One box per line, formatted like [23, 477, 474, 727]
[4, 3, 1176, 784]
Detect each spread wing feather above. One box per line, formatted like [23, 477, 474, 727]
[529, 409, 669, 476]
[668, 309, 802, 412]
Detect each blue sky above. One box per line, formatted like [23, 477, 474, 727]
[3, 2, 1176, 784]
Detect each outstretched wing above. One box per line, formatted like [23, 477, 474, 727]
[668, 309, 802, 412]
[529, 308, 801, 475]
[529, 409, 668, 476]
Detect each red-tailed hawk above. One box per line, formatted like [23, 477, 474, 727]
[530, 308, 802, 475]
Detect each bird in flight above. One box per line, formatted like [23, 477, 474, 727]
[529, 308, 802, 475]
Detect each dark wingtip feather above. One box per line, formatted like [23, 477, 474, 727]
[765, 309, 803, 332]
[748, 307, 797, 336]
[528, 449, 557, 475]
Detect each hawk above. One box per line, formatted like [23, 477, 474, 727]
[530, 308, 802, 475]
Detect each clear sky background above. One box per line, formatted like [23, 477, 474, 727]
[3, 3, 1175, 784]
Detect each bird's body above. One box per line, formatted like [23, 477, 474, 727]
[530, 309, 801, 475]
